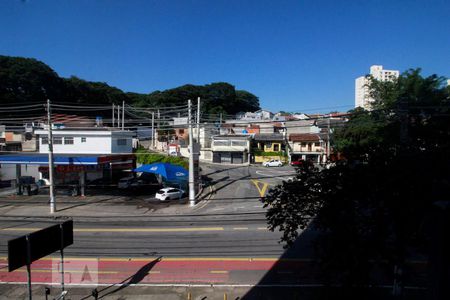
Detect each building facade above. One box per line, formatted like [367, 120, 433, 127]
[211, 135, 250, 164]
[35, 129, 134, 154]
[355, 65, 399, 109]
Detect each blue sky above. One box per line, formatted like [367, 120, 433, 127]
[1, 0, 449, 113]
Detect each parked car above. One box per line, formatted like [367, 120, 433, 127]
[155, 188, 185, 201]
[290, 159, 305, 166]
[262, 159, 283, 167]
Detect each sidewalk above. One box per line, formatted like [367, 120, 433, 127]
[0, 185, 213, 219]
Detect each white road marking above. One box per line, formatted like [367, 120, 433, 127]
[211, 207, 225, 211]
[255, 170, 296, 181]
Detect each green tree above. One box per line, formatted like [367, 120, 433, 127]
[263, 69, 450, 289]
[0, 55, 260, 118]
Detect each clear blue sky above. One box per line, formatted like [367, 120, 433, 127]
[1, 0, 449, 113]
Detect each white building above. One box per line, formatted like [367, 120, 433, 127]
[211, 135, 251, 164]
[35, 128, 134, 154]
[355, 65, 399, 109]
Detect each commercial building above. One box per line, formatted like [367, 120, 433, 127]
[0, 128, 135, 196]
[211, 135, 251, 164]
[355, 65, 399, 109]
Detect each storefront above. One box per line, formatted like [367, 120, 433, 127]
[0, 154, 135, 196]
[211, 135, 251, 164]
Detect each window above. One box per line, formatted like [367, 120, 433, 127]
[64, 137, 74, 145]
[315, 142, 320, 147]
[53, 137, 62, 145]
[273, 144, 280, 152]
[117, 139, 127, 146]
[214, 140, 230, 146]
[81, 137, 86, 143]
[41, 137, 48, 145]
[231, 141, 247, 147]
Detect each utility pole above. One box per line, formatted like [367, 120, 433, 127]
[197, 97, 201, 143]
[112, 104, 115, 127]
[188, 100, 195, 207]
[157, 109, 160, 129]
[47, 99, 56, 213]
[326, 114, 331, 160]
[117, 105, 120, 128]
[219, 113, 222, 133]
[121, 101, 125, 130]
[151, 111, 155, 149]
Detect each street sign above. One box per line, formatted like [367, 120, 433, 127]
[8, 220, 73, 272]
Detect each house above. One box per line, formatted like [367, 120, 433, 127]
[288, 133, 327, 164]
[211, 135, 251, 164]
[284, 120, 320, 135]
[255, 109, 274, 120]
[235, 109, 274, 121]
[251, 133, 286, 163]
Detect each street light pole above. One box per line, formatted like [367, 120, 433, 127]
[197, 97, 201, 143]
[151, 111, 155, 149]
[112, 104, 115, 128]
[122, 101, 125, 130]
[188, 100, 195, 206]
[47, 99, 56, 213]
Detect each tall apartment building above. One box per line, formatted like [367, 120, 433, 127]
[355, 65, 399, 109]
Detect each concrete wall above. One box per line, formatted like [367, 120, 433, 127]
[0, 164, 40, 181]
[255, 155, 287, 163]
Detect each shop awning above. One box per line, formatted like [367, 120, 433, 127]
[0, 154, 99, 165]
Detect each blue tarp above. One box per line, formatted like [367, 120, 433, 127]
[134, 163, 188, 181]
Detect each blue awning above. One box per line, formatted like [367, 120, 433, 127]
[0, 154, 99, 165]
[134, 163, 188, 181]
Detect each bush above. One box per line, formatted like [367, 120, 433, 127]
[135, 147, 188, 169]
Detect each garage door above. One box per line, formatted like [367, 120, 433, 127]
[231, 152, 243, 164]
[220, 152, 231, 163]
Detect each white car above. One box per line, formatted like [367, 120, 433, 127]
[262, 159, 283, 167]
[155, 188, 185, 201]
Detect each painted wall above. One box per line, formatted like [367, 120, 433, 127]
[37, 130, 133, 154]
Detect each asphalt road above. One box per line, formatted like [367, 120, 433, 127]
[0, 163, 299, 259]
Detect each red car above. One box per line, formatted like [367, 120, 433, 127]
[290, 159, 305, 166]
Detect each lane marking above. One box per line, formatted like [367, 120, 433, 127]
[250, 179, 269, 197]
[210, 270, 228, 274]
[210, 207, 225, 211]
[255, 170, 295, 181]
[232, 227, 248, 230]
[1, 227, 225, 233]
[257, 227, 268, 230]
[0, 269, 117, 274]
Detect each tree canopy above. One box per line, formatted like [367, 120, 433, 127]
[263, 69, 450, 288]
[0, 55, 260, 116]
